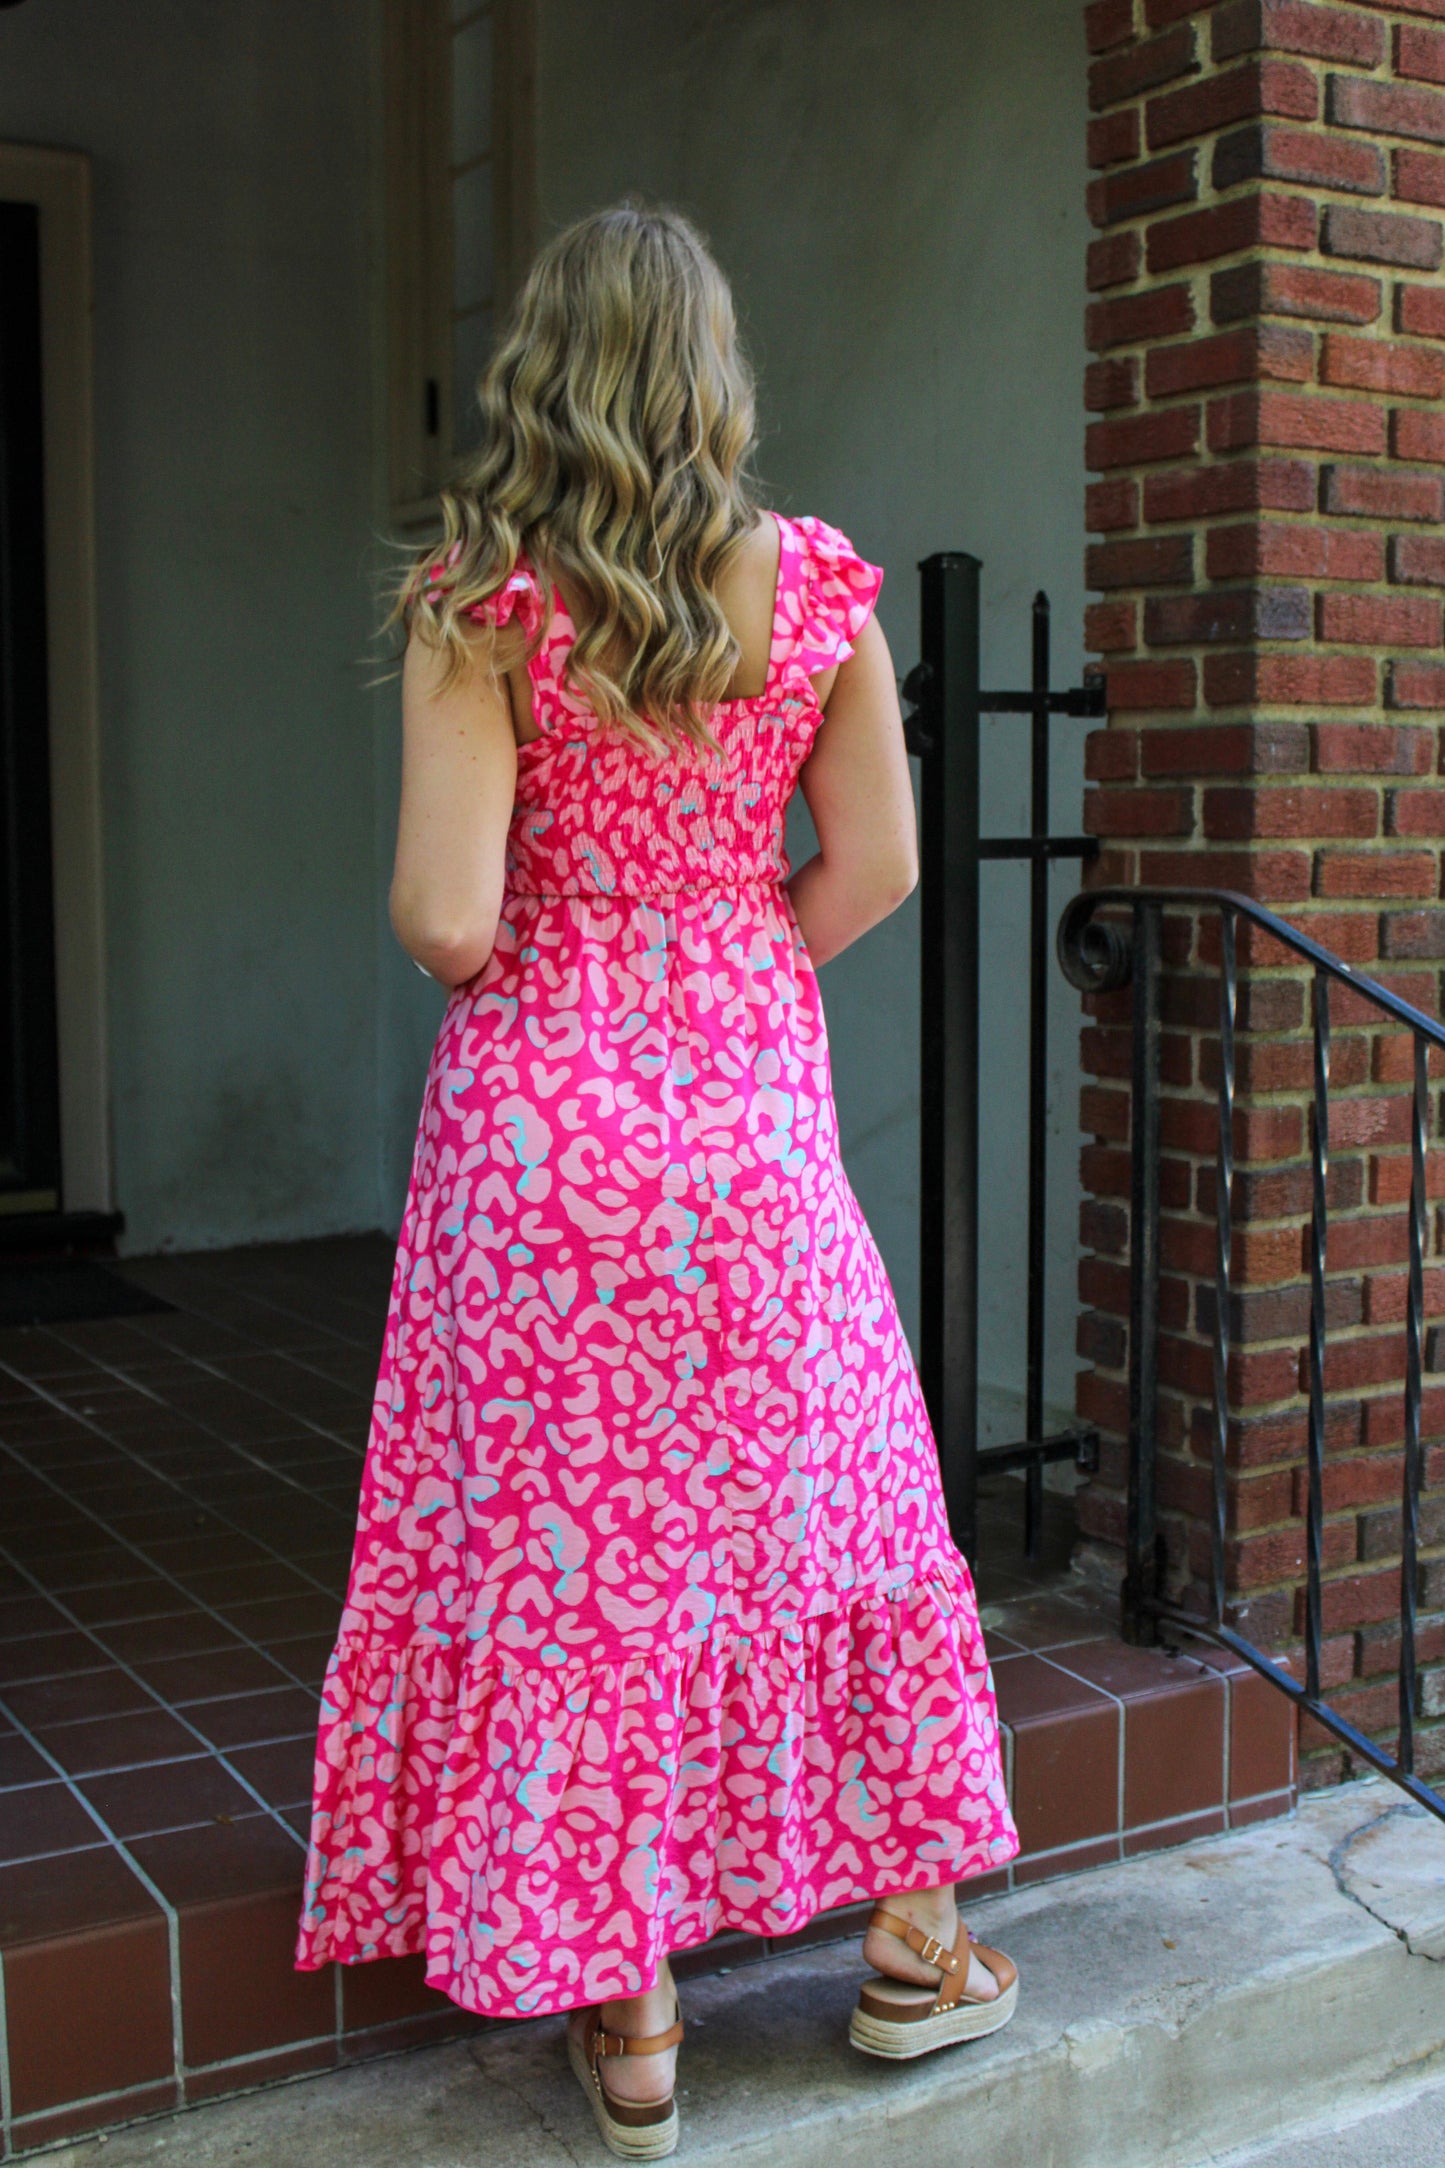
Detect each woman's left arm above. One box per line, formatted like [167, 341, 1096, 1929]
[389, 625, 518, 987]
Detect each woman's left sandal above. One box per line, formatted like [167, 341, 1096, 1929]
[848, 1905, 1018, 2061]
[566, 2004, 683, 2160]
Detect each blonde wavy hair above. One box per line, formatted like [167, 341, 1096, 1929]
[397, 201, 761, 753]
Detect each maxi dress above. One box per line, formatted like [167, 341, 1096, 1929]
[295, 514, 1018, 2019]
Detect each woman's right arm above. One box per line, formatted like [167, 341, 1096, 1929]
[389, 626, 518, 987]
[786, 613, 919, 969]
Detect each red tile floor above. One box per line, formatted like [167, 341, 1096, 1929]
[0, 1239, 1295, 2157]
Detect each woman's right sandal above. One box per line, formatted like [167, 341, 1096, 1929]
[848, 1905, 1018, 2061]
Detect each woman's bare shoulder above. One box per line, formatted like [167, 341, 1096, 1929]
[717, 510, 782, 597]
[715, 513, 784, 696]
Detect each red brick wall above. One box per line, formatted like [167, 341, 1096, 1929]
[1078, 0, 1445, 1782]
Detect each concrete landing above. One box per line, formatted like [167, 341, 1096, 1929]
[1208, 2071, 1445, 2166]
[42, 1780, 1445, 2168]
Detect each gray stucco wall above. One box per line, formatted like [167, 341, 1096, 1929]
[2, 0, 1089, 1419]
[0, 0, 382, 1254]
[534, 0, 1091, 1409]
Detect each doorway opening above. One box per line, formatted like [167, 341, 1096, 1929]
[0, 198, 60, 1220]
[0, 146, 110, 1249]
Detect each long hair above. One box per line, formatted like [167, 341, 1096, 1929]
[397, 202, 761, 752]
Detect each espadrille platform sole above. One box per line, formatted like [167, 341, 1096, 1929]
[848, 1969, 1019, 2059]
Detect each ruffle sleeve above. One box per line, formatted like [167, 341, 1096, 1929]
[421, 548, 545, 642]
[785, 514, 884, 678]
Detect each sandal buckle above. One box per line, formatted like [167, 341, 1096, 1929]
[919, 1934, 945, 1967]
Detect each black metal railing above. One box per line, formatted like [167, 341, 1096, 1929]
[903, 556, 1104, 1560]
[1059, 885, 1445, 1824]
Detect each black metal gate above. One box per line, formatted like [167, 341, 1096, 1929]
[903, 553, 1103, 1563]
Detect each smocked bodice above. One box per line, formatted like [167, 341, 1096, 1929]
[506, 693, 818, 898]
[463, 513, 883, 900]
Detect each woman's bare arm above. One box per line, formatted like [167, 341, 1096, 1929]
[389, 626, 518, 987]
[787, 614, 918, 968]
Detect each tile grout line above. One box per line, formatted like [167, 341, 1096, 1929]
[0, 1727, 315, 1795]
[0, 1414, 343, 1677]
[1, 1639, 323, 1698]
[0, 1409, 358, 1590]
[9, 2071, 179, 2148]
[999, 1720, 1015, 1893]
[1033, 1646, 1237, 1840]
[99, 1263, 381, 1345]
[0, 1341, 365, 1872]
[58, 1286, 383, 1409]
[7, 1316, 373, 1418]
[2, 1386, 361, 1452]
[5, 2036, 333, 2144]
[1009, 1832, 1127, 1879]
[1001, 1648, 1291, 1858]
[992, 1631, 1126, 1880]
[1, 1625, 331, 1696]
[47, 1373, 366, 1462]
[0, 1696, 189, 2107]
[0, 1532, 309, 1854]
[0, 1422, 348, 1639]
[6, 2000, 482, 2146]
[136, 1257, 384, 1332]
[0, 1258, 380, 2140]
[1025, 1649, 1129, 1854]
[0, 1821, 305, 1873]
[12, 1335, 369, 1495]
[27, 1297, 373, 1419]
[0, 1819, 307, 1871]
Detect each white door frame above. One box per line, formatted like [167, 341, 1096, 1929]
[1, 143, 110, 1214]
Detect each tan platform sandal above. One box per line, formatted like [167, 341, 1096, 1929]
[848, 1904, 1019, 2061]
[566, 2002, 683, 2161]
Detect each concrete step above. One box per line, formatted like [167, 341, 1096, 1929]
[1204, 2071, 1445, 2167]
[46, 1778, 1445, 2168]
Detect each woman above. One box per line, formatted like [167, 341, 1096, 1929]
[296, 202, 1018, 2161]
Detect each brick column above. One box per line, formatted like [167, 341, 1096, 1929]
[1077, 0, 1445, 1783]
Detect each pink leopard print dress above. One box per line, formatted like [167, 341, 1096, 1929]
[295, 514, 1018, 2018]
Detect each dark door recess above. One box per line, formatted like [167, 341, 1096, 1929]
[0, 200, 61, 1213]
